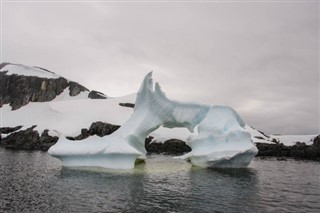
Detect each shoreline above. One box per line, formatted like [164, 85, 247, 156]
[1, 127, 319, 161]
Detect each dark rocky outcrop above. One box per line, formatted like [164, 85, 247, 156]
[313, 135, 320, 147]
[88, 90, 107, 99]
[66, 129, 90, 141]
[145, 139, 191, 155]
[68, 81, 89, 96]
[0, 126, 58, 151]
[39, 130, 59, 150]
[88, 122, 120, 136]
[119, 103, 135, 108]
[66, 122, 120, 140]
[256, 137, 320, 160]
[0, 126, 22, 134]
[0, 71, 69, 110]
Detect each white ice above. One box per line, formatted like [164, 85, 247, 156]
[48, 72, 258, 169]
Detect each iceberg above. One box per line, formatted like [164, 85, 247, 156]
[48, 72, 258, 169]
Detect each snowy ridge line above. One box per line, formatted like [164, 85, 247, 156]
[0, 63, 61, 79]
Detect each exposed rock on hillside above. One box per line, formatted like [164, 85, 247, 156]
[119, 103, 135, 108]
[0, 71, 68, 109]
[88, 90, 107, 99]
[145, 139, 191, 155]
[0, 122, 121, 150]
[68, 81, 89, 96]
[66, 122, 120, 140]
[0, 62, 107, 110]
[256, 136, 320, 160]
[0, 126, 58, 151]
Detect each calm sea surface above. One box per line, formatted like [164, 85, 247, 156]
[0, 147, 319, 213]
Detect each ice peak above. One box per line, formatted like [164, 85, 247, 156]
[49, 72, 258, 169]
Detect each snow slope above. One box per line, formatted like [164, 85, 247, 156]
[0, 63, 61, 79]
[1, 93, 135, 137]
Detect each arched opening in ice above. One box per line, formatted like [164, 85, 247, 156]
[48, 72, 258, 169]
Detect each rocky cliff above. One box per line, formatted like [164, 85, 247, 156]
[0, 62, 106, 110]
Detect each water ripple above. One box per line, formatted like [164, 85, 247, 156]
[0, 149, 319, 212]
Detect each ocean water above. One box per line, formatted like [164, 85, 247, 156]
[0, 148, 319, 213]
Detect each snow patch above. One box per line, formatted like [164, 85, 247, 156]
[0, 64, 61, 79]
[271, 135, 316, 146]
[1, 94, 135, 137]
[53, 88, 90, 102]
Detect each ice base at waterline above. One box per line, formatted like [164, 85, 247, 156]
[48, 72, 258, 169]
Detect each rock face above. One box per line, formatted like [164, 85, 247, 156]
[145, 139, 192, 155]
[0, 62, 107, 110]
[68, 81, 89, 96]
[88, 122, 120, 136]
[0, 71, 69, 110]
[88, 90, 107, 99]
[0, 126, 58, 151]
[66, 122, 121, 140]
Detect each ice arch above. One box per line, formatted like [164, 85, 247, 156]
[48, 73, 258, 169]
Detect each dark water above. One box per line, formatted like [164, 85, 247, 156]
[0, 148, 319, 213]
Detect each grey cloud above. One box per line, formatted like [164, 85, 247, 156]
[2, 1, 319, 134]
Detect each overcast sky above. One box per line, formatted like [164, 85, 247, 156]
[1, 0, 319, 134]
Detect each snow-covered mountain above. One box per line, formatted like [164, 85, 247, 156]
[0, 63, 317, 148]
[0, 62, 107, 110]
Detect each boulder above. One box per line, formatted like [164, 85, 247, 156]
[66, 122, 120, 140]
[68, 81, 89, 96]
[119, 103, 135, 108]
[145, 139, 191, 155]
[88, 90, 107, 99]
[88, 121, 120, 137]
[39, 130, 59, 151]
